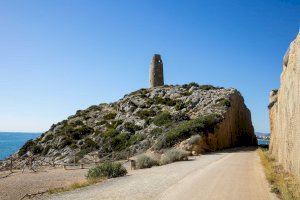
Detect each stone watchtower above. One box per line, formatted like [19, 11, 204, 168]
[149, 54, 164, 88]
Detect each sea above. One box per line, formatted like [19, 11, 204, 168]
[0, 132, 41, 160]
[258, 139, 270, 146]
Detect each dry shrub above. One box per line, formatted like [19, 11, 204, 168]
[136, 154, 159, 169]
[160, 149, 189, 165]
[257, 148, 300, 199]
[86, 161, 127, 180]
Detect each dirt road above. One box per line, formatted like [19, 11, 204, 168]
[47, 148, 278, 200]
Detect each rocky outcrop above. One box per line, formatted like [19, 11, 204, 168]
[269, 32, 300, 179]
[14, 83, 256, 164]
[180, 91, 256, 154]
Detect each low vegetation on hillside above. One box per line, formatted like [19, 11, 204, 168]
[15, 83, 255, 164]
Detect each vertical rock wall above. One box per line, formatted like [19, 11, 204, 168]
[269, 32, 300, 179]
[181, 90, 257, 153]
[205, 91, 257, 151]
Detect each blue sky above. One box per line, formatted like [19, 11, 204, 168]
[0, 0, 299, 132]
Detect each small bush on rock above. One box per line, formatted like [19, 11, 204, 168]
[106, 120, 123, 129]
[32, 145, 43, 155]
[188, 135, 202, 145]
[136, 155, 159, 169]
[160, 149, 189, 165]
[18, 140, 36, 156]
[137, 109, 156, 119]
[182, 82, 199, 89]
[155, 114, 221, 149]
[199, 85, 218, 90]
[82, 138, 99, 150]
[103, 128, 119, 138]
[153, 112, 173, 126]
[124, 122, 142, 133]
[86, 161, 127, 179]
[59, 137, 75, 149]
[103, 112, 117, 120]
[111, 132, 130, 151]
[150, 128, 163, 137]
[43, 134, 54, 142]
[147, 97, 178, 107]
[217, 98, 231, 107]
[42, 145, 52, 156]
[129, 134, 145, 145]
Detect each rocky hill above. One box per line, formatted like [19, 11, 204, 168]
[16, 83, 257, 164]
[269, 32, 300, 179]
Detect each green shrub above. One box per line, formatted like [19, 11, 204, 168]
[137, 109, 156, 119]
[72, 120, 84, 126]
[182, 91, 193, 96]
[153, 112, 173, 126]
[173, 113, 190, 122]
[103, 112, 117, 120]
[147, 97, 178, 106]
[124, 122, 142, 133]
[88, 105, 99, 110]
[76, 110, 83, 115]
[59, 137, 75, 149]
[86, 161, 127, 179]
[136, 155, 159, 169]
[63, 125, 93, 140]
[182, 82, 199, 89]
[129, 134, 145, 145]
[32, 145, 43, 155]
[18, 140, 35, 156]
[175, 102, 186, 111]
[76, 148, 92, 160]
[70, 143, 78, 149]
[103, 128, 119, 138]
[129, 88, 148, 96]
[96, 120, 107, 126]
[43, 134, 54, 142]
[42, 145, 52, 156]
[82, 138, 99, 150]
[160, 149, 189, 165]
[217, 98, 231, 107]
[111, 132, 130, 151]
[106, 120, 123, 129]
[155, 114, 221, 149]
[199, 85, 218, 90]
[150, 128, 163, 137]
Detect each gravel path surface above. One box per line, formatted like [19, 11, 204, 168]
[46, 148, 278, 200]
[0, 167, 88, 200]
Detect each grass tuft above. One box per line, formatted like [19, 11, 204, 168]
[48, 179, 102, 194]
[257, 148, 300, 199]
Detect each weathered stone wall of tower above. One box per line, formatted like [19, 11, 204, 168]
[269, 33, 300, 180]
[150, 54, 164, 88]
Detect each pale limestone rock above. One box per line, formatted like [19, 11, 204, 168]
[269, 32, 300, 180]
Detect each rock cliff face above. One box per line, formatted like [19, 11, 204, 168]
[269, 32, 300, 179]
[16, 83, 256, 164]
